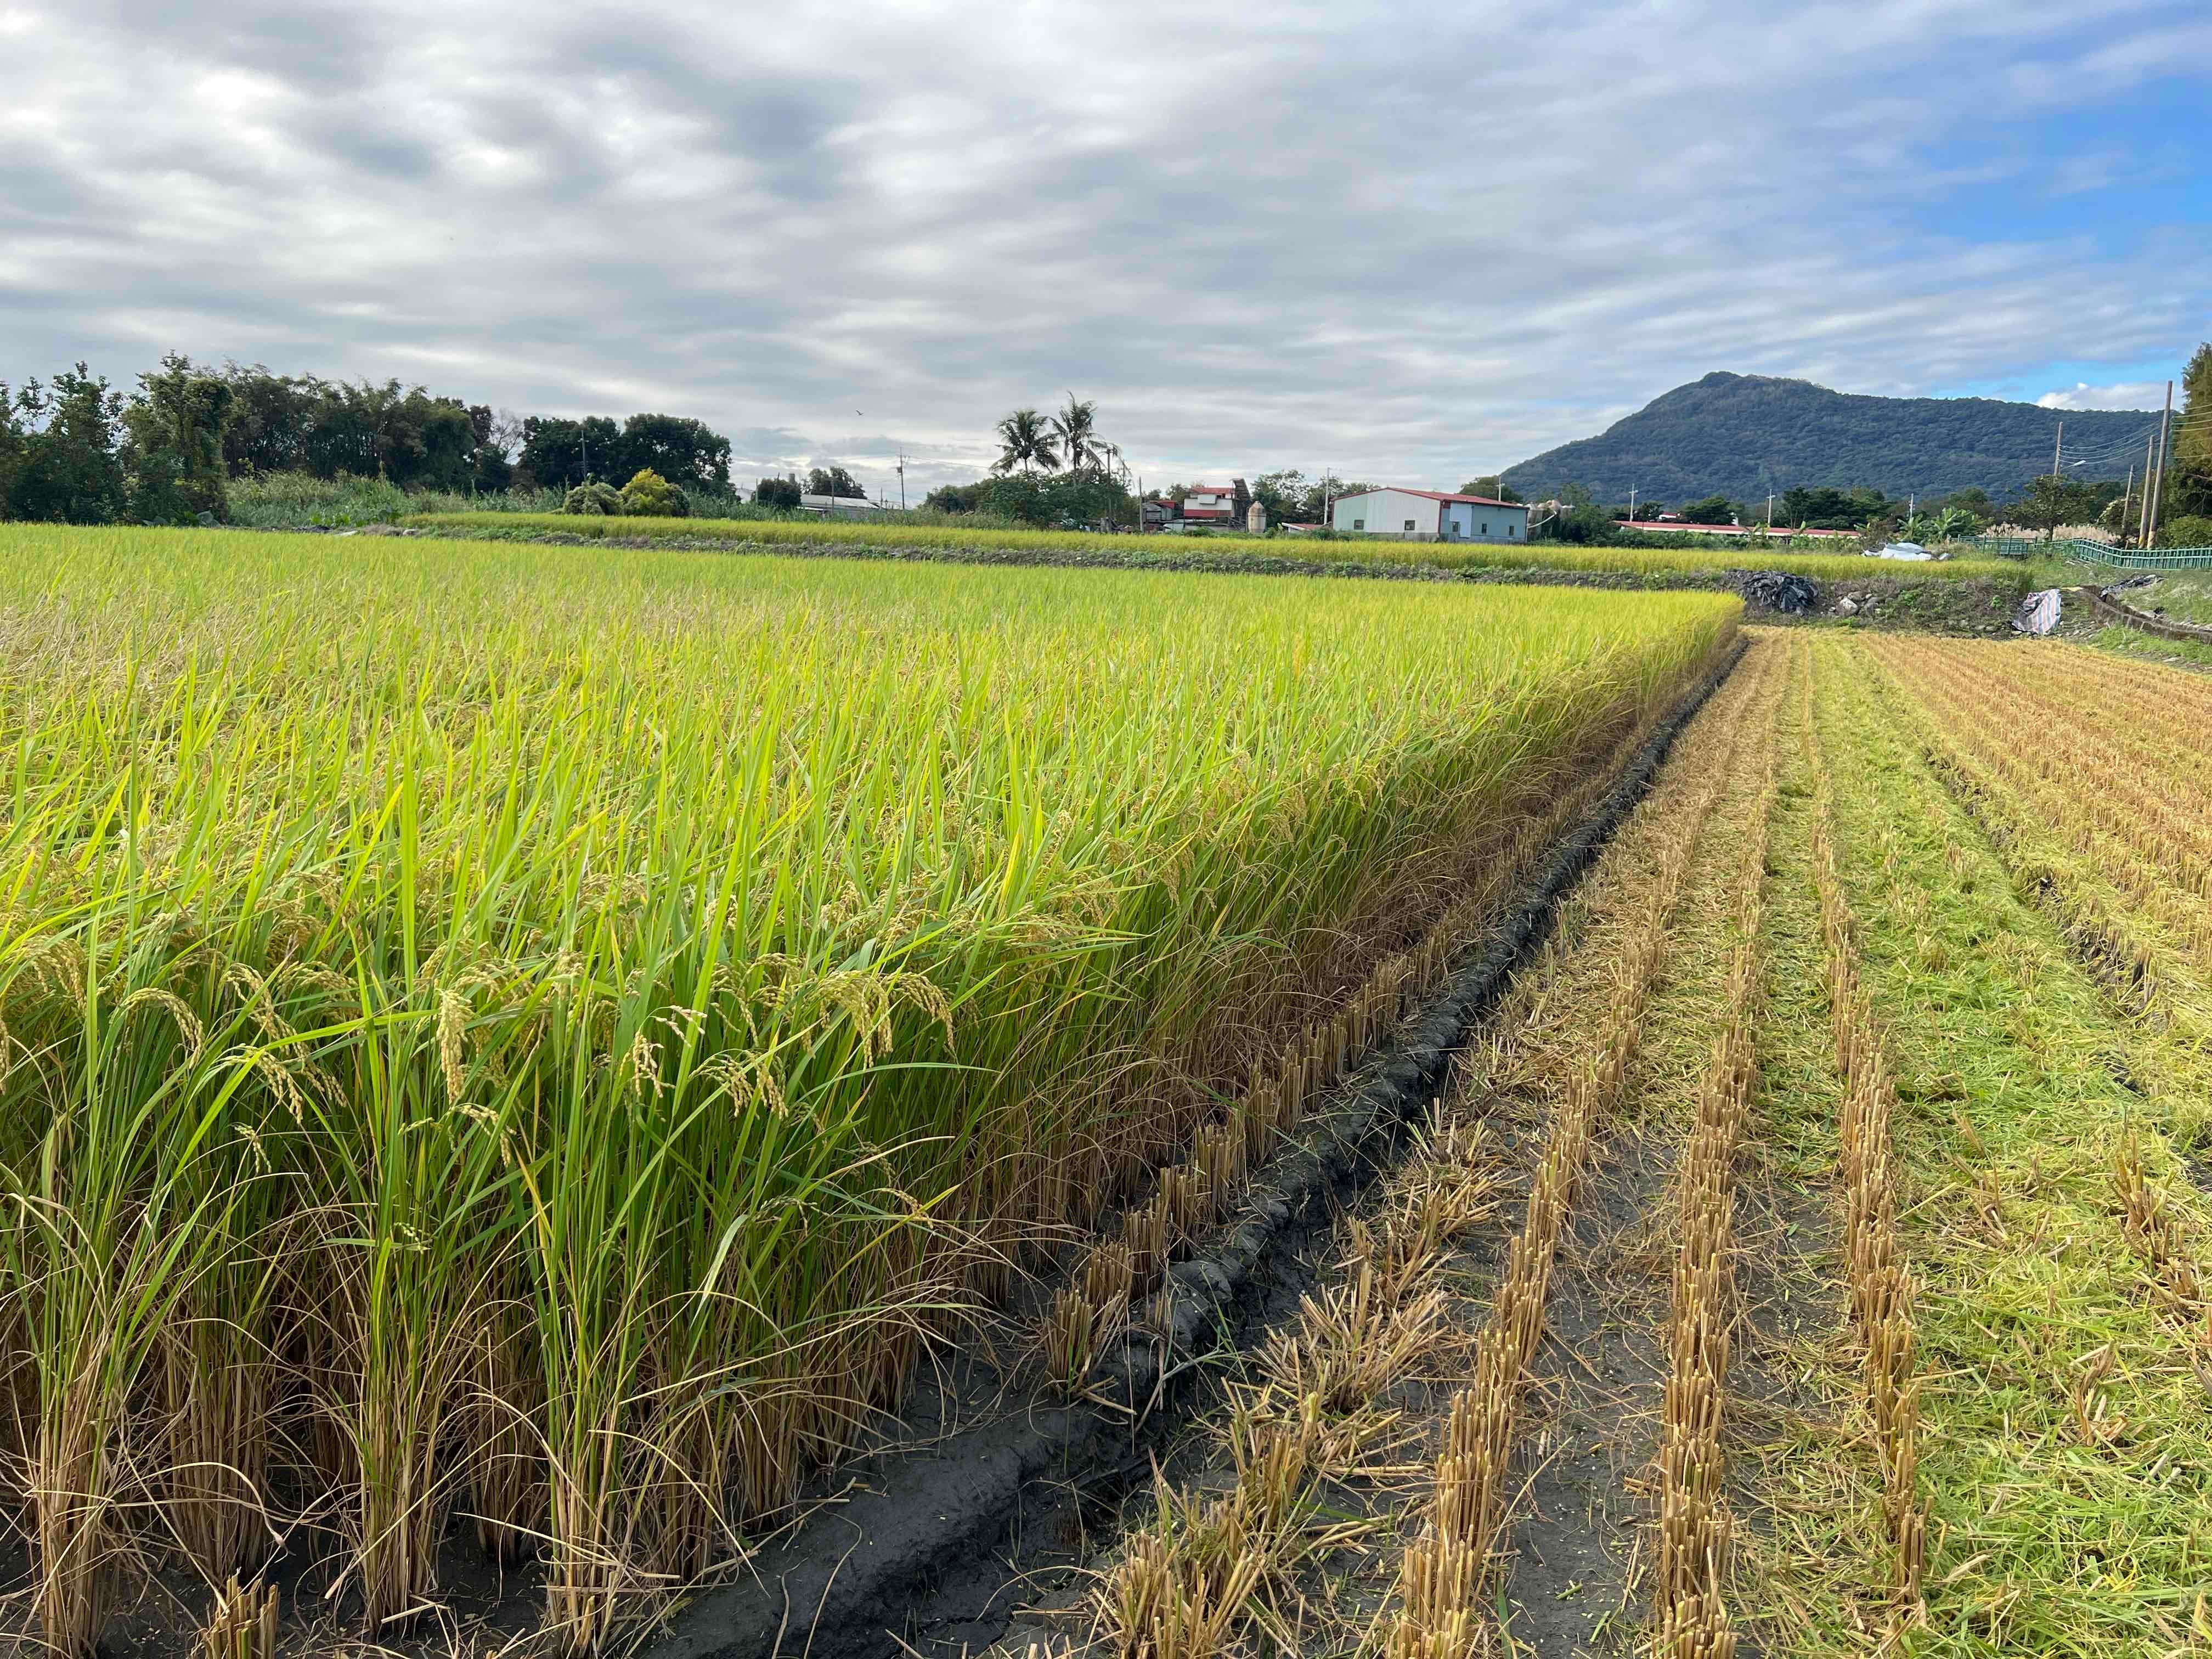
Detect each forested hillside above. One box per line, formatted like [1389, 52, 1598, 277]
[1502, 371, 2158, 503]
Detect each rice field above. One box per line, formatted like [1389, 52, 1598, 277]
[400, 510, 2025, 585]
[0, 524, 1740, 1654]
[992, 630, 2212, 1659]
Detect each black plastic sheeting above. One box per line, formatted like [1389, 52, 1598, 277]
[1729, 569, 1821, 614]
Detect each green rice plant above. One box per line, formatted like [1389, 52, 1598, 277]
[0, 524, 1736, 1650]
[400, 509, 2024, 584]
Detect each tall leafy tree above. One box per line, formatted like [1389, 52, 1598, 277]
[1674, 494, 1739, 525]
[467, 404, 513, 492]
[0, 383, 22, 511]
[125, 352, 235, 522]
[219, 365, 320, 475]
[992, 409, 1059, 476]
[1458, 476, 1525, 503]
[2168, 341, 2212, 520]
[2014, 473, 2102, 541]
[614, 414, 732, 492]
[977, 469, 1134, 528]
[1049, 396, 1102, 473]
[517, 416, 623, 488]
[7, 365, 128, 523]
[806, 466, 865, 499]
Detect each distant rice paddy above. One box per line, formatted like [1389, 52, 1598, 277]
[403, 509, 2024, 584]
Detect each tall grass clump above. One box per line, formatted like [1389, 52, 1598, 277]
[224, 472, 572, 528]
[0, 526, 1737, 1651]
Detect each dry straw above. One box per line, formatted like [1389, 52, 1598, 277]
[1385, 645, 1782, 1659]
[1653, 693, 1778, 1659]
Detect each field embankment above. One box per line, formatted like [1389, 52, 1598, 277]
[399, 509, 2025, 588]
[0, 525, 1736, 1656]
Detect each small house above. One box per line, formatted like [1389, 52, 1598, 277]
[1329, 488, 1530, 543]
[1180, 483, 1243, 524]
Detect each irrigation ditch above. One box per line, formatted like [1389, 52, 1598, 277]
[635, 640, 1751, 1659]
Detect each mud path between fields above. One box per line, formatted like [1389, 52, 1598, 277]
[639, 643, 1750, 1659]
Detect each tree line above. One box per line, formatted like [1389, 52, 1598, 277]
[0, 354, 733, 524]
[922, 395, 1143, 528]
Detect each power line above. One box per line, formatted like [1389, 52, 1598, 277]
[2045, 416, 2166, 470]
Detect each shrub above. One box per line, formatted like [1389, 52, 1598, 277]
[2154, 515, 2212, 550]
[619, 468, 687, 517]
[563, 481, 625, 515]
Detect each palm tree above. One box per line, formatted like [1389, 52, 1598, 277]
[992, 409, 1059, 476]
[1050, 395, 1102, 474]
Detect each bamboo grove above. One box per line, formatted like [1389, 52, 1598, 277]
[0, 525, 1737, 1652]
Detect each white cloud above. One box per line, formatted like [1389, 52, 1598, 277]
[0, 0, 2204, 500]
[2037, 382, 2168, 410]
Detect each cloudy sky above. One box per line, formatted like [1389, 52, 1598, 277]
[3, 1, 2207, 499]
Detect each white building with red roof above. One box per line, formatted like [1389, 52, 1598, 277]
[1329, 488, 1530, 544]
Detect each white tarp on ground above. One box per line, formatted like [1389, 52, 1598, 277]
[2013, 589, 2062, 636]
[1869, 542, 1934, 561]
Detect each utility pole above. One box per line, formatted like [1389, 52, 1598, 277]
[1766, 492, 1775, 529]
[1628, 484, 1639, 523]
[2146, 381, 2174, 549]
[897, 452, 907, 511]
[2121, 464, 2134, 545]
[2138, 434, 2157, 545]
[2052, 420, 2063, 477]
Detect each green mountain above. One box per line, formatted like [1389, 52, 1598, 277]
[1500, 371, 2159, 505]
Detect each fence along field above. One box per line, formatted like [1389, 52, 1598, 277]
[986, 631, 2212, 1659]
[0, 525, 1739, 1653]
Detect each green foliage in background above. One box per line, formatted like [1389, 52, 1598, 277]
[123, 352, 235, 523]
[2167, 343, 2212, 522]
[1, 364, 131, 523]
[563, 481, 628, 515]
[619, 468, 687, 516]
